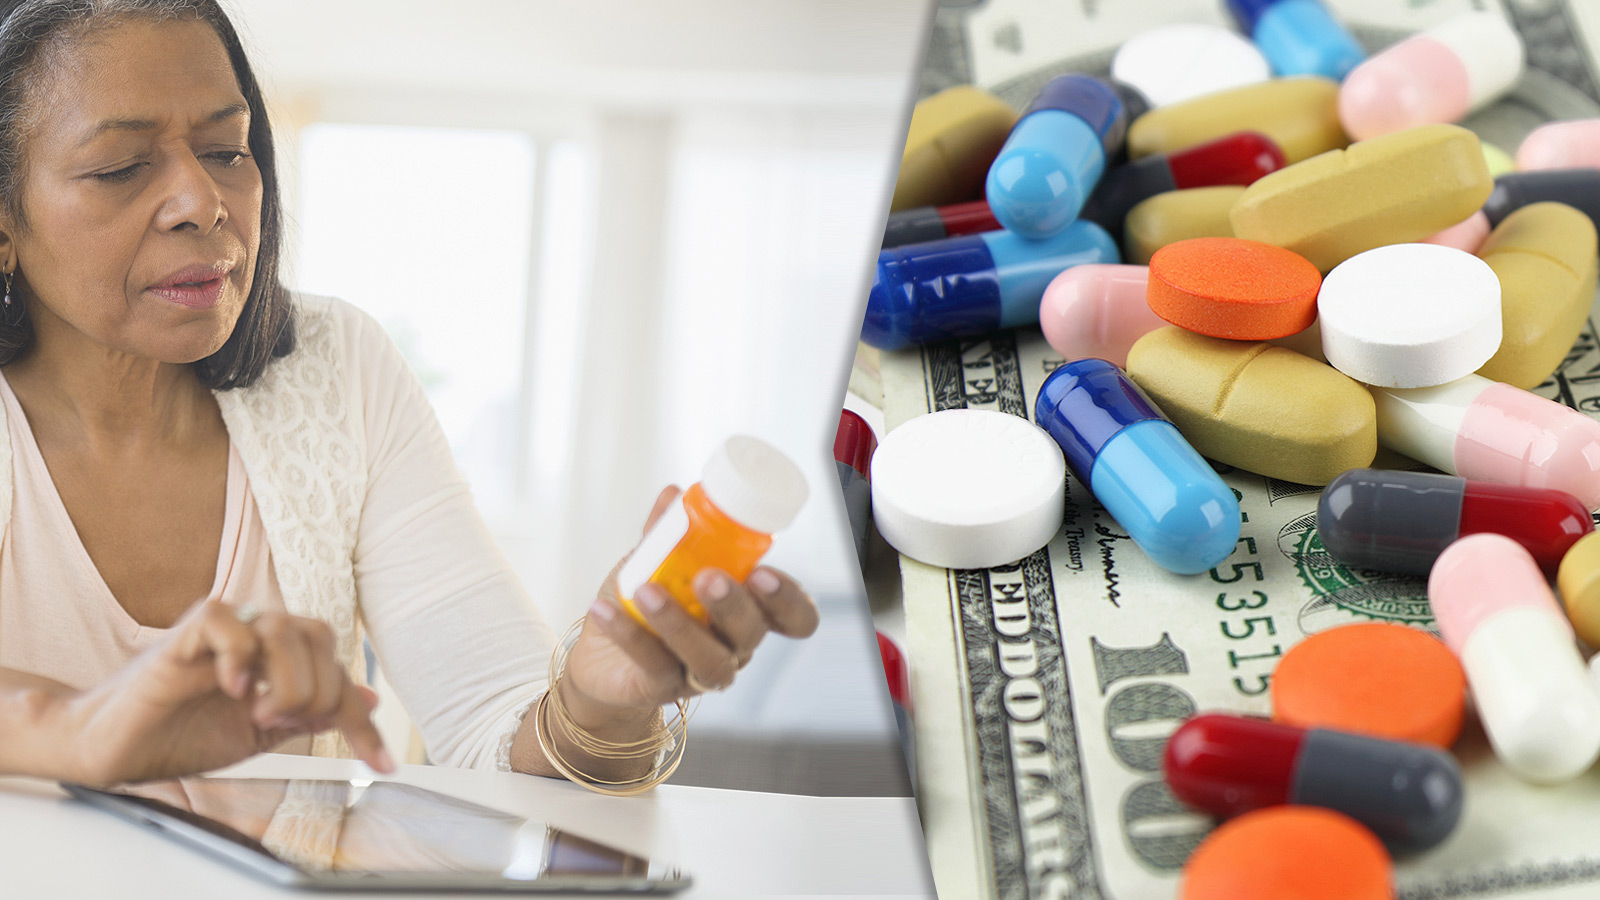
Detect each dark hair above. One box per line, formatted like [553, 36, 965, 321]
[0, 0, 293, 389]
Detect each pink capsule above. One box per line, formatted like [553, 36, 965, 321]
[1422, 210, 1490, 254]
[1517, 120, 1600, 171]
[1338, 13, 1524, 140]
[1038, 264, 1161, 368]
[1431, 534, 1600, 784]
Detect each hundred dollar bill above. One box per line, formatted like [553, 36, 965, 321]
[887, 3, 1600, 899]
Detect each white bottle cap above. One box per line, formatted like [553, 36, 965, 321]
[701, 436, 808, 533]
[870, 409, 1065, 570]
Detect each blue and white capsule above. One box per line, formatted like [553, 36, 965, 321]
[1225, 0, 1365, 80]
[985, 75, 1127, 240]
[861, 220, 1118, 351]
[1035, 359, 1241, 574]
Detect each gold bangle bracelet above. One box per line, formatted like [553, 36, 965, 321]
[533, 618, 693, 796]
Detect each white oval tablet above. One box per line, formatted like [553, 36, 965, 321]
[870, 409, 1065, 570]
[1111, 23, 1271, 109]
[1318, 243, 1502, 389]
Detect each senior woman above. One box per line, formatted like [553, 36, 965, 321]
[0, 0, 818, 791]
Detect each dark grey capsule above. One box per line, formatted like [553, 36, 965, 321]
[1080, 155, 1176, 236]
[1292, 727, 1463, 852]
[882, 206, 951, 250]
[1317, 468, 1464, 576]
[1482, 169, 1600, 230]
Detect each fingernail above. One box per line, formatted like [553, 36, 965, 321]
[589, 599, 616, 623]
[750, 568, 781, 595]
[233, 672, 251, 697]
[375, 747, 396, 773]
[639, 588, 667, 613]
[700, 572, 730, 602]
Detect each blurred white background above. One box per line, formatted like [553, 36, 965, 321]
[224, 0, 930, 790]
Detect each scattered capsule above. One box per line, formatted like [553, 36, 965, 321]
[881, 199, 1001, 250]
[1318, 468, 1591, 577]
[1517, 119, 1600, 171]
[1369, 373, 1600, 511]
[1483, 168, 1600, 232]
[1430, 534, 1600, 784]
[1339, 12, 1524, 140]
[1034, 359, 1240, 574]
[1038, 264, 1162, 368]
[834, 409, 877, 559]
[985, 75, 1127, 239]
[1165, 712, 1462, 851]
[1080, 131, 1285, 235]
[860, 220, 1119, 351]
[1223, 0, 1365, 81]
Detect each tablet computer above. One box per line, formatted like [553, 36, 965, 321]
[64, 776, 690, 893]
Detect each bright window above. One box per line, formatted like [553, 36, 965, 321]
[294, 124, 537, 510]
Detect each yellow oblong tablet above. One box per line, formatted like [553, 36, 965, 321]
[1124, 186, 1244, 265]
[1230, 124, 1493, 272]
[1127, 326, 1376, 485]
[1476, 202, 1599, 389]
[894, 86, 1018, 211]
[1126, 76, 1346, 163]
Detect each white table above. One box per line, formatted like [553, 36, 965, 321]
[0, 754, 935, 899]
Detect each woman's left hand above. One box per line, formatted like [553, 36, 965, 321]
[559, 487, 820, 719]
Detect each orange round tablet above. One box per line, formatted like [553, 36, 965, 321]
[1272, 622, 1466, 748]
[1147, 236, 1321, 339]
[1182, 807, 1393, 900]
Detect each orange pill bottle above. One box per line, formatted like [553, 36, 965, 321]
[617, 436, 808, 625]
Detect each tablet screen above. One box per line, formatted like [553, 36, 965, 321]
[66, 777, 688, 892]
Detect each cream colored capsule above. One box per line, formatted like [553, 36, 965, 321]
[1126, 326, 1375, 485]
[1476, 202, 1599, 390]
[894, 86, 1017, 211]
[1123, 186, 1244, 264]
[1230, 124, 1492, 272]
[1126, 76, 1346, 163]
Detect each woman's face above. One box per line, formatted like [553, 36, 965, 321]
[0, 17, 261, 364]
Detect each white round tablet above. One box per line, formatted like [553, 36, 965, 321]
[1318, 244, 1502, 389]
[870, 409, 1065, 570]
[1111, 23, 1271, 109]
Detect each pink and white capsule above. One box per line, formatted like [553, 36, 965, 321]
[1038, 264, 1163, 368]
[1339, 12, 1525, 140]
[1430, 533, 1600, 784]
[1369, 373, 1600, 511]
[1517, 120, 1600, 171]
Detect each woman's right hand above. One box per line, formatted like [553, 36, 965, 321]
[62, 600, 392, 785]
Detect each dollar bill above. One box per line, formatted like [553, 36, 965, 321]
[887, 2, 1600, 898]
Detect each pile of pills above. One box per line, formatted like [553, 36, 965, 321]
[864, 4, 1600, 897]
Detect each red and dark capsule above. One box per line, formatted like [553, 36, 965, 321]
[1164, 713, 1462, 852]
[1318, 467, 1592, 577]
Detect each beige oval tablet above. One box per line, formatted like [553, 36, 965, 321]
[1230, 124, 1493, 272]
[1126, 76, 1346, 163]
[894, 86, 1018, 211]
[1476, 202, 1599, 389]
[1559, 532, 1600, 648]
[1124, 186, 1243, 265]
[1127, 326, 1376, 485]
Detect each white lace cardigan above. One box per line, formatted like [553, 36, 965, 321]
[0, 294, 555, 770]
